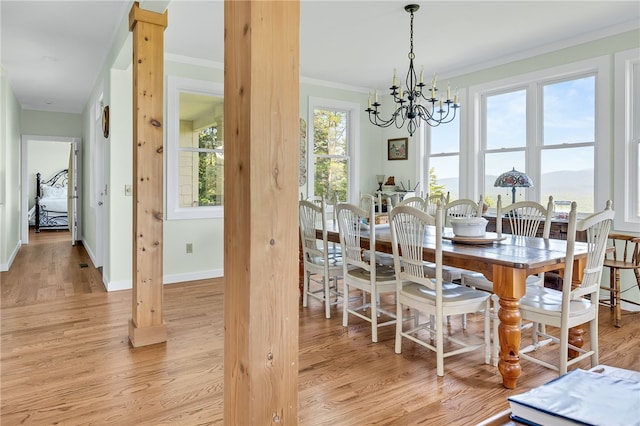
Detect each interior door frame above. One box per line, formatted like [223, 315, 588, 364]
[92, 95, 105, 269]
[21, 134, 82, 245]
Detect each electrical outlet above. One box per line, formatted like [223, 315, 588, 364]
[124, 184, 132, 196]
[186, 243, 193, 254]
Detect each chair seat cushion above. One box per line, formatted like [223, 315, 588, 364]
[347, 263, 395, 282]
[363, 250, 395, 266]
[519, 285, 592, 316]
[402, 282, 490, 307]
[423, 263, 467, 282]
[306, 255, 343, 269]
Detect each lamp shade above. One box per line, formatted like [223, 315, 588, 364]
[494, 167, 533, 204]
[494, 168, 533, 188]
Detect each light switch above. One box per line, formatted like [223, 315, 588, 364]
[124, 184, 132, 196]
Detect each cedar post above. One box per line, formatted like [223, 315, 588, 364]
[224, 1, 300, 423]
[128, 2, 168, 347]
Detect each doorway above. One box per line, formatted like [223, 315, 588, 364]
[21, 135, 81, 246]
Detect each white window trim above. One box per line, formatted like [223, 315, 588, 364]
[468, 56, 610, 211]
[307, 97, 360, 204]
[166, 76, 224, 220]
[614, 48, 640, 232]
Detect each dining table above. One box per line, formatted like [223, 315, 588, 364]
[321, 221, 590, 389]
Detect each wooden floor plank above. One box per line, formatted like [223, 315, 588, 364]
[1, 232, 639, 424]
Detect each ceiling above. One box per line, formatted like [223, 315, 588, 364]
[1, 0, 639, 114]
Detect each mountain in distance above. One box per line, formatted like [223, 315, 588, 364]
[438, 169, 594, 208]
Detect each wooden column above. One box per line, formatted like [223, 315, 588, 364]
[128, 2, 168, 347]
[224, 1, 300, 424]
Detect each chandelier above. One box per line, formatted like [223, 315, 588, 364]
[365, 4, 459, 136]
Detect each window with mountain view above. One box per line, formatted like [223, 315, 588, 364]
[429, 111, 461, 200]
[479, 67, 601, 213]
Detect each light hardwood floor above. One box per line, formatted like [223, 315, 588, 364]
[1, 231, 639, 425]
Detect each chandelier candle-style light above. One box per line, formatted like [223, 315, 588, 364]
[365, 4, 459, 136]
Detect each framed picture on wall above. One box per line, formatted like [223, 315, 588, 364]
[388, 137, 408, 160]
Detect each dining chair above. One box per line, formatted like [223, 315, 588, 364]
[299, 199, 343, 319]
[462, 195, 555, 292]
[461, 195, 554, 364]
[396, 196, 427, 210]
[389, 204, 491, 376]
[425, 191, 450, 215]
[601, 232, 640, 327]
[358, 193, 395, 267]
[317, 192, 342, 262]
[443, 196, 484, 227]
[336, 201, 397, 343]
[422, 195, 486, 286]
[518, 200, 614, 375]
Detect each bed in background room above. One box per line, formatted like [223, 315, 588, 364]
[28, 169, 69, 232]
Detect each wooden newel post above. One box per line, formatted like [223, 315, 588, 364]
[224, 1, 300, 424]
[128, 2, 168, 347]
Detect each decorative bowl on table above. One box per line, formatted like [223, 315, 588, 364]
[450, 217, 488, 237]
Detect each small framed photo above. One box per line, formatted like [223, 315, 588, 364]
[388, 137, 408, 161]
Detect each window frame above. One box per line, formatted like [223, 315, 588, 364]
[307, 97, 360, 204]
[166, 76, 224, 220]
[468, 56, 610, 214]
[614, 48, 640, 232]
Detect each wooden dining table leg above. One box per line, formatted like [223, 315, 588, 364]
[492, 265, 528, 389]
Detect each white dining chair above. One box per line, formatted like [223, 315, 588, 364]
[299, 199, 343, 319]
[389, 204, 491, 376]
[336, 201, 397, 343]
[461, 195, 554, 364]
[396, 196, 426, 210]
[518, 201, 614, 375]
[424, 192, 450, 215]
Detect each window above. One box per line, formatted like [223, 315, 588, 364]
[471, 56, 609, 214]
[540, 77, 595, 212]
[484, 89, 527, 208]
[614, 48, 640, 231]
[307, 97, 359, 203]
[428, 111, 461, 199]
[167, 77, 224, 220]
[178, 121, 224, 208]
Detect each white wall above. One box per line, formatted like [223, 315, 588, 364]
[0, 72, 23, 271]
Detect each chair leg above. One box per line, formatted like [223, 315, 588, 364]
[436, 315, 445, 377]
[484, 299, 491, 365]
[395, 300, 403, 354]
[491, 295, 500, 367]
[302, 271, 309, 307]
[589, 317, 599, 368]
[342, 282, 349, 327]
[371, 289, 378, 343]
[608, 268, 615, 310]
[614, 269, 621, 328]
[323, 274, 331, 319]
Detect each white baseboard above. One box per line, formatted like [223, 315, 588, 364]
[104, 269, 224, 292]
[106, 278, 132, 292]
[163, 269, 224, 284]
[81, 238, 99, 269]
[0, 240, 21, 272]
[621, 300, 640, 312]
